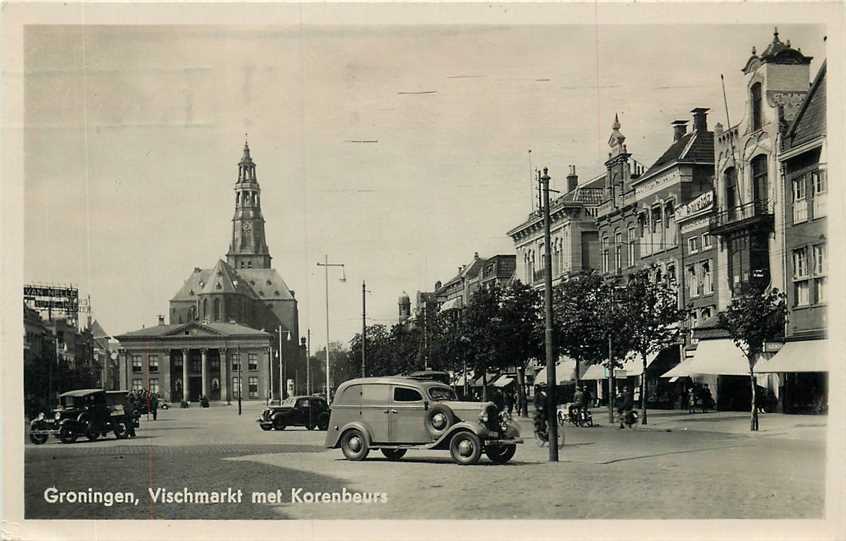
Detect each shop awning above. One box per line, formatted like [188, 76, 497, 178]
[660, 358, 698, 379]
[620, 351, 660, 376]
[669, 338, 767, 376]
[534, 358, 580, 385]
[582, 364, 605, 381]
[756, 339, 829, 373]
[452, 374, 469, 387]
[493, 376, 515, 388]
[439, 297, 462, 312]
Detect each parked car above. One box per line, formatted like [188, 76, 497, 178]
[29, 389, 131, 445]
[324, 376, 522, 465]
[257, 395, 331, 431]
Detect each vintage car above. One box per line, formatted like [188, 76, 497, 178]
[29, 389, 131, 445]
[257, 395, 331, 431]
[324, 376, 522, 465]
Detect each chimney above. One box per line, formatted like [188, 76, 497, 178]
[434, 280, 442, 290]
[158, 314, 165, 326]
[474, 252, 480, 260]
[671, 120, 688, 142]
[691, 108, 709, 132]
[566, 165, 578, 193]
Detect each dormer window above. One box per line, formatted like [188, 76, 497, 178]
[751, 82, 763, 130]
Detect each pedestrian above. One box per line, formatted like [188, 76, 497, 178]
[124, 394, 137, 438]
[622, 386, 635, 428]
[702, 384, 713, 412]
[583, 386, 593, 410]
[504, 391, 513, 414]
[571, 386, 585, 422]
[151, 393, 159, 421]
[615, 388, 625, 429]
[687, 386, 697, 414]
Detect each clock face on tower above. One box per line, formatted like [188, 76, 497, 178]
[241, 222, 252, 233]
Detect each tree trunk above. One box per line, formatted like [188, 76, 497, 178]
[640, 354, 648, 425]
[482, 372, 487, 402]
[516, 366, 527, 417]
[575, 358, 581, 389]
[608, 371, 616, 424]
[749, 365, 759, 432]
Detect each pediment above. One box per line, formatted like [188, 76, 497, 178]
[163, 322, 224, 337]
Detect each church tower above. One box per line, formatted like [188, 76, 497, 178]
[227, 138, 272, 270]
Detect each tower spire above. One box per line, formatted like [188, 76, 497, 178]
[227, 139, 271, 269]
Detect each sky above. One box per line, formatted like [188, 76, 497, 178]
[23, 23, 826, 348]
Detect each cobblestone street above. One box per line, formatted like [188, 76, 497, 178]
[25, 403, 826, 519]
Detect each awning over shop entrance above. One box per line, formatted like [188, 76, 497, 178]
[582, 364, 605, 381]
[620, 351, 660, 376]
[661, 338, 767, 376]
[493, 376, 515, 388]
[660, 358, 698, 379]
[534, 358, 580, 385]
[756, 339, 829, 373]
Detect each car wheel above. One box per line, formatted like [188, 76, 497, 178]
[113, 422, 128, 439]
[425, 404, 455, 439]
[485, 444, 516, 464]
[29, 432, 48, 445]
[340, 429, 369, 461]
[449, 431, 482, 465]
[260, 424, 272, 431]
[317, 415, 330, 431]
[59, 427, 77, 444]
[306, 424, 316, 431]
[273, 417, 286, 431]
[380, 448, 407, 461]
[86, 429, 100, 442]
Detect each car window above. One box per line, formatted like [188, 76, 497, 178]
[280, 397, 296, 407]
[393, 387, 423, 402]
[428, 387, 458, 401]
[335, 385, 362, 406]
[361, 384, 391, 405]
[296, 398, 309, 409]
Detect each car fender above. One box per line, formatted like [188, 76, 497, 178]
[324, 421, 372, 449]
[271, 411, 290, 423]
[430, 421, 486, 450]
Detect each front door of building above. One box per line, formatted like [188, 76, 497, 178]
[189, 377, 203, 401]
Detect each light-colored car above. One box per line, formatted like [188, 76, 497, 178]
[324, 376, 522, 465]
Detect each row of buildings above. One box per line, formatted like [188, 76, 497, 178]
[409, 30, 828, 413]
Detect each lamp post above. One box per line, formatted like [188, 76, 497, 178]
[306, 328, 311, 395]
[237, 345, 242, 416]
[316, 255, 345, 401]
[277, 326, 290, 400]
[361, 281, 373, 378]
[539, 167, 559, 462]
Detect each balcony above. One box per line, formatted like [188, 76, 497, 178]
[709, 199, 774, 235]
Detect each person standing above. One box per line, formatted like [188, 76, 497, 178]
[124, 394, 137, 438]
[615, 388, 625, 429]
[621, 386, 634, 429]
[151, 393, 159, 421]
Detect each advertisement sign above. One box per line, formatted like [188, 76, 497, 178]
[676, 190, 714, 221]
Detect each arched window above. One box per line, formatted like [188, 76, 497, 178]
[751, 155, 768, 206]
[214, 298, 221, 321]
[724, 167, 737, 214]
[202, 298, 208, 320]
[751, 82, 763, 131]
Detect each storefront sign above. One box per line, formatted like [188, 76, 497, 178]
[676, 191, 714, 221]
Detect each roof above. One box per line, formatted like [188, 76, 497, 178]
[90, 320, 110, 339]
[784, 61, 826, 151]
[236, 268, 295, 300]
[116, 320, 270, 339]
[742, 29, 813, 74]
[337, 376, 450, 388]
[60, 388, 103, 397]
[507, 173, 606, 237]
[636, 130, 715, 182]
[171, 260, 294, 302]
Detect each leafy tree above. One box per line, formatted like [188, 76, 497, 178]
[496, 281, 543, 416]
[618, 267, 689, 425]
[461, 285, 504, 400]
[349, 324, 397, 378]
[553, 271, 614, 390]
[718, 283, 787, 431]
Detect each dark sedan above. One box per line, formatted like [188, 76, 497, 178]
[257, 396, 330, 431]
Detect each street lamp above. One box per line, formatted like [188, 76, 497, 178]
[316, 255, 345, 401]
[277, 326, 291, 400]
[361, 281, 373, 378]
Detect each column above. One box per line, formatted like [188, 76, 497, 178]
[182, 349, 190, 402]
[220, 348, 229, 403]
[201, 348, 209, 399]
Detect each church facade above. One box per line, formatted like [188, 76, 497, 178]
[116, 141, 302, 403]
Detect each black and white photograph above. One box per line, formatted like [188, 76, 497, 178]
[2, 3, 844, 540]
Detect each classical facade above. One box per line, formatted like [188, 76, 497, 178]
[116, 140, 301, 402]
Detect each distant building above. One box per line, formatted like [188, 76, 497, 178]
[116, 140, 301, 402]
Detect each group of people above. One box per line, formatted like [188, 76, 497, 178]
[686, 384, 714, 414]
[614, 386, 637, 429]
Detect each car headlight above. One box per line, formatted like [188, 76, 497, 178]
[54, 412, 61, 420]
[36, 412, 45, 421]
[479, 411, 489, 424]
[432, 412, 447, 430]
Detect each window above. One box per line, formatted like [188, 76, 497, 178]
[702, 260, 713, 295]
[614, 231, 622, 273]
[232, 377, 242, 398]
[191, 360, 201, 373]
[812, 170, 827, 218]
[601, 235, 609, 273]
[248, 352, 258, 371]
[751, 82, 763, 130]
[793, 248, 808, 278]
[394, 387, 423, 402]
[149, 356, 159, 373]
[795, 281, 810, 307]
[792, 175, 807, 201]
[132, 378, 143, 391]
[149, 378, 160, 395]
[687, 266, 698, 298]
[627, 226, 636, 266]
[702, 233, 712, 250]
[815, 277, 826, 304]
[248, 377, 259, 399]
[792, 175, 808, 224]
[725, 168, 737, 215]
[688, 237, 699, 254]
[132, 355, 143, 372]
[752, 155, 768, 205]
[701, 307, 713, 321]
[362, 384, 391, 404]
[173, 356, 183, 369]
[664, 202, 676, 247]
[813, 244, 826, 275]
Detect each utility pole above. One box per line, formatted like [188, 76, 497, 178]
[306, 328, 311, 395]
[540, 167, 559, 462]
[317, 255, 345, 401]
[361, 281, 367, 378]
[237, 345, 242, 416]
[277, 326, 284, 400]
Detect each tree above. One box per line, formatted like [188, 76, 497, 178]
[461, 285, 504, 400]
[497, 281, 543, 416]
[618, 267, 689, 425]
[349, 323, 395, 377]
[718, 283, 787, 431]
[553, 271, 615, 391]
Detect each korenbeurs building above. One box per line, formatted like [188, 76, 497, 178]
[116, 140, 300, 402]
